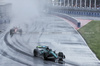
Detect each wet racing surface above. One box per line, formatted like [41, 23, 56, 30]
[0, 15, 100, 66]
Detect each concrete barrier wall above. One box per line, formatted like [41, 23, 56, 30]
[50, 12, 81, 28]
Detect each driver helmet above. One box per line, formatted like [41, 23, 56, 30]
[46, 46, 49, 50]
[49, 49, 52, 51]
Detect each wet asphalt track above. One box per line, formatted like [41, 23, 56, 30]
[0, 15, 100, 66]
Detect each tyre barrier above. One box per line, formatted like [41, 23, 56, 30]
[50, 12, 81, 28]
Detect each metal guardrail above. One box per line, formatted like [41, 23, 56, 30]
[58, 10, 100, 17]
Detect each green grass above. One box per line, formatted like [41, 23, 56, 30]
[78, 20, 100, 60]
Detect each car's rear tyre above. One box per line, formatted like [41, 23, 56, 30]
[34, 49, 38, 57]
[43, 53, 47, 60]
[10, 29, 15, 37]
[10, 32, 13, 37]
